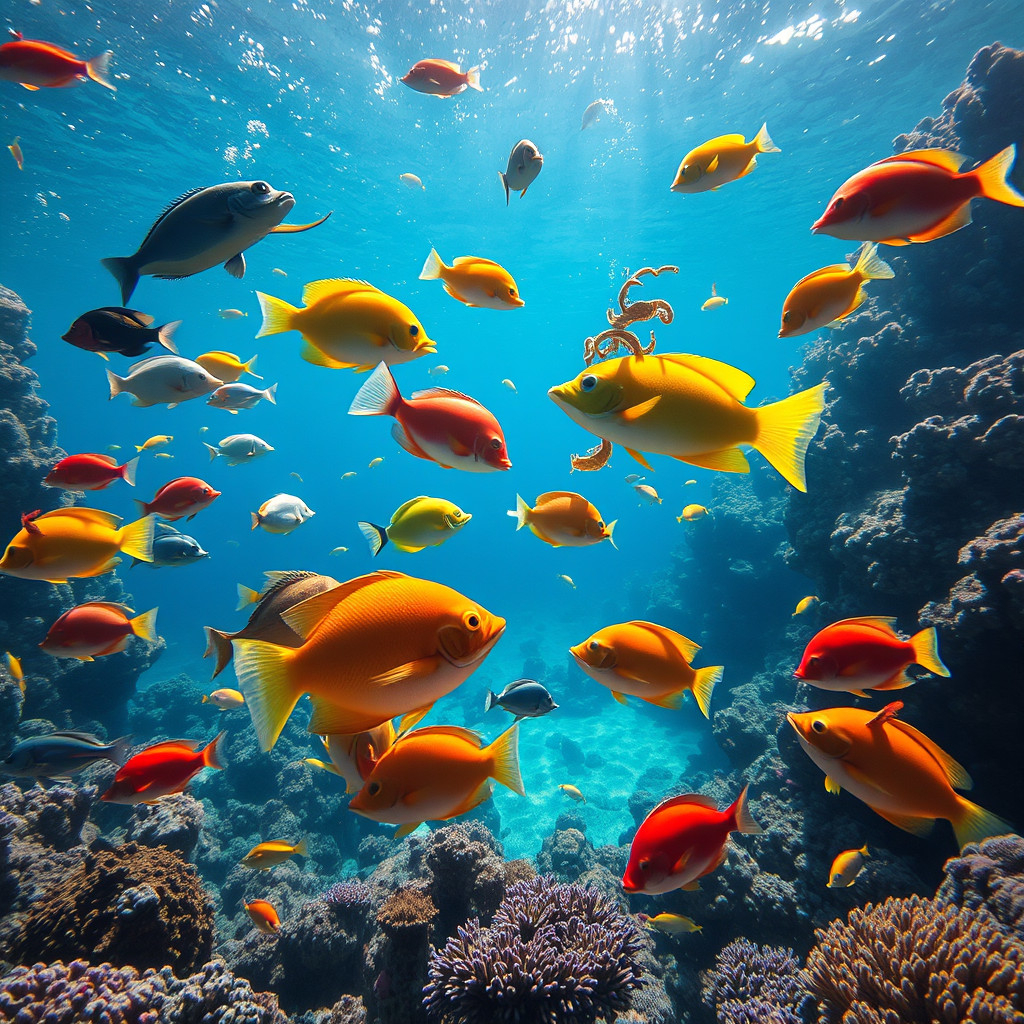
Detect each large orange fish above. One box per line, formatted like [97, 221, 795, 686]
[348, 724, 524, 837]
[231, 570, 505, 750]
[811, 145, 1024, 245]
[788, 702, 1010, 847]
[622, 785, 762, 895]
[39, 602, 158, 661]
[101, 732, 224, 804]
[0, 32, 115, 91]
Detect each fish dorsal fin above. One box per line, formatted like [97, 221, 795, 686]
[658, 353, 756, 401]
[84, 602, 135, 615]
[886, 718, 973, 790]
[392, 496, 429, 519]
[401, 724, 484, 747]
[502, 678, 535, 692]
[535, 491, 585, 505]
[123, 309, 156, 326]
[137, 738, 201, 757]
[128, 354, 183, 373]
[281, 571, 407, 639]
[49, 730, 106, 745]
[260, 569, 331, 597]
[452, 255, 499, 268]
[91, 454, 119, 466]
[409, 386, 482, 406]
[649, 792, 719, 816]
[626, 620, 701, 661]
[156, 523, 181, 534]
[138, 186, 210, 249]
[833, 615, 899, 635]
[37, 507, 122, 529]
[792, 264, 853, 289]
[302, 278, 381, 305]
[875, 149, 967, 172]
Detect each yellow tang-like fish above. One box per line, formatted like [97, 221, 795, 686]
[359, 496, 472, 557]
[255, 278, 436, 371]
[419, 249, 524, 310]
[240, 837, 308, 870]
[640, 912, 702, 934]
[511, 491, 616, 549]
[548, 353, 826, 492]
[196, 350, 262, 383]
[0, 508, 154, 583]
[232, 570, 505, 750]
[558, 783, 586, 803]
[671, 124, 780, 193]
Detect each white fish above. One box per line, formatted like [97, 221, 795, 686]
[218, 308, 248, 319]
[581, 99, 614, 131]
[107, 355, 223, 409]
[204, 434, 274, 466]
[624, 474, 645, 484]
[500, 139, 544, 204]
[400, 173, 425, 190]
[207, 382, 278, 412]
[635, 484, 662, 505]
[427, 365, 450, 377]
[330, 546, 348, 555]
[557, 573, 576, 589]
[272, 268, 288, 276]
[341, 472, 357, 479]
[251, 493, 315, 535]
[501, 378, 517, 393]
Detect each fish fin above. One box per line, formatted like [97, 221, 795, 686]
[369, 656, 442, 687]
[231, 639, 300, 751]
[85, 50, 116, 90]
[236, 584, 260, 611]
[157, 320, 181, 353]
[242, 355, 261, 378]
[735, 155, 757, 179]
[849, 689, 873, 698]
[100, 258, 139, 305]
[390, 422, 433, 461]
[395, 822, 424, 839]
[852, 242, 894, 281]
[660, 353, 757, 401]
[825, 775, 841, 795]
[398, 705, 432, 734]
[487, 723, 525, 796]
[681, 878, 701, 892]
[752, 381, 827, 492]
[645, 689, 688, 709]
[20, 83, 40, 91]
[754, 122, 780, 153]
[358, 521, 389, 557]
[250, 511, 262, 531]
[449, 779, 496, 817]
[279, 576, 400, 640]
[202, 627, 234, 679]
[120, 457, 139, 487]
[129, 607, 159, 643]
[616, 395, 662, 423]
[300, 341, 349, 368]
[730, 784, 763, 834]
[624, 447, 653, 470]
[484, 690, 499, 712]
[262, 382, 277, 405]
[844, 762, 894, 796]
[677, 448, 750, 474]
[465, 65, 482, 91]
[419, 247, 445, 280]
[886, 718, 972, 790]
[202, 730, 227, 770]
[868, 701, 904, 726]
[255, 292, 298, 337]
[268, 211, 332, 234]
[834, 615, 900, 633]
[876, 148, 967, 172]
[348, 362, 400, 416]
[106, 368, 127, 399]
[877, 236, 913, 246]
[909, 626, 950, 677]
[307, 699, 382, 736]
[972, 143, 1024, 207]
[292, 837, 308, 857]
[952, 797, 1013, 849]
[224, 253, 246, 278]
[117, 515, 155, 563]
[691, 665, 723, 719]
[204, 443, 220, 461]
[705, 155, 720, 174]
[499, 170, 510, 205]
[908, 203, 973, 243]
[76, 655, 96, 662]
[872, 807, 935, 837]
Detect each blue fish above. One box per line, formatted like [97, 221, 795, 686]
[2, 731, 132, 780]
[485, 678, 558, 722]
[132, 524, 209, 568]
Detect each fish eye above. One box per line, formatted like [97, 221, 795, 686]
[251, 181, 271, 195]
[588, 640, 600, 651]
[409, 324, 419, 336]
[490, 438, 502, 450]
[811, 719, 827, 734]
[639, 858, 650, 872]
[367, 781, 381, 796]
[464, 611, 481, 630]
[830, 197, 845, 213]
[580, 374, 598, 392]
[509, 288, 516, 297]
[597, 521, 604, 529]
[783, 311, 793, 323]
[808, 655, 820, 668]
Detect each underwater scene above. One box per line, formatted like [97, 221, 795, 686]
[1, 0, 1023, 1020]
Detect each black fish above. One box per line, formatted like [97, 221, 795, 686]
[62, 306, 180, 358]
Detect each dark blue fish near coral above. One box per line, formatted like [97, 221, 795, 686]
[2, 730, 132, 780]
[62, 307, 181, 358]
[484, 678, 558, 722]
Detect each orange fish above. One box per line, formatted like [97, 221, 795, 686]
[570, 620, 722, 717]
[136, 477, 221, 521]
[400, 59, 481, 97]
[509, 491, 616, 548]
[794, 615, 949, 697]
[231, 570, 505, 750]
[811, 145, 1024, 245]
[244, 899, 281, 935]
[788, 702, 1010, 847]
[349, 362, 511, 472]
[0, 32, 115, 91]
[349, 724, 524, 837]
[320, 722, 397, 793]
[43, 453, 139, 491]
[39, 602, 158, 661]
[101, 732, 224, 804]
[623, 785, 762, 895]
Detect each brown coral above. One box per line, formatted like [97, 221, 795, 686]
[376, 886, 437, 939]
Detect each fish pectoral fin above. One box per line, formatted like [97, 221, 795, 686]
[645, 688, 689, 710]
[397, 705, 432, 735]
[610, 690, 629, 705]
[20, 83, 40, 91]
[624, 447, 653, 470]
[824, 775, 841, 795]
[394, 822, 424, 839]
[76, 655, 96, 662]
[370, 656, 442, 687]
[908, 203, 973, 243]
[449, 779, 495, 817]
[224, 253, 246, 278]
[447, 435, 473, 457]
[872, 807, 935, 837]
[307, 699, 381, 736]
[676, 448, 751, 473]
[849, 690, 872, 699]
[680, 879, 701, 892]
[706, 154, 719, 173]
[615, 395, 662, 423]
[391, 422, 433, 461]
[672, 849, 692, 874]
[299, 340, 350, 368]
[268, 211, 332, 233]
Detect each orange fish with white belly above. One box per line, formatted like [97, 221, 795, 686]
[509, 492, 616, 549]
[788, 702, 1011, 847]
[231, 570, 505, 750]
[0, 32, 115, 91]
[570, 620, 722, 718]
[670, 124, 780, 193]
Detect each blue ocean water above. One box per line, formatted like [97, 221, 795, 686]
[0, 0, 1020, 865]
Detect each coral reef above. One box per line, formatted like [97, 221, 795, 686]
[123, 794, 205, 859]
[936, 833, 1024, 938]
[700, 939, 812, 1024]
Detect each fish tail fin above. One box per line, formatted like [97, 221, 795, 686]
[419, 247, 444, 280]
[232, 639, 300, 752]
[293, 837, 308, 857]
[910, 626, 951, 677]
[109, 734, 133, 766]
[952, 796, 1013, 849]
[860, 845, 870, 857]
[133, 499, 151, 518]
[605, 518, 618, 550]
[499, 170, 510, 205]
[106, 368, 127, 399]
[973, 144, 1024, 207]
[752, 382, 827, 492]
[255, 292, 298, 338]
[204, 443, 220, 461]
[157, 320, 182, 353]
[510, 494, 530, 530]
[263, 382, 278, 406]
[120, 457, 139, 487]
[243, 355, 262, 379]
[754, 122, 780, 153]
[100, 257, 138, 305]
[86, 50, 116, 91]
[118, 515, 155, 563]
[250, 511, 262, 531]
[348, 362, 400, 417]
[465, 65, 482, 92]
[691, 665, 723, 720]
[202, 730, 227, 770]
[358, 521, 388, 557]
[729, 783, 763, 835]
[201, 694, 210, 703]
[853, 242, 894, 281]
[487, 723, 525, 796]
[236, 584, 260, 611]
[484, 690, 499, 712]
[130, 606, 159, 643]
[203, 626, 233, 679]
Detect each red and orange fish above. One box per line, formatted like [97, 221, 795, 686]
[44, 453, 139, 491]
[101, 733, 224, 804]
[136, 477, 220, 521]
[0, 31, 115, 91]
[40, 601, 158, 661]
[400, 59, 481, 97]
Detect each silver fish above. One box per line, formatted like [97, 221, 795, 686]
[133, 523, 209, 568]
[580, 98, 614, 131]
[107, 354, 223, 408]
[207, 382, 278, 412]
[2, 730, 132, 780]
[499, 139, 544, 205]
[101, 180, 332, 303]
[251, 493, 315, 534]
[204, 433, 274, 466]
[484, 678, 558, 722]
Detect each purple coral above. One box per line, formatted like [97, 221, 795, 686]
[936, 833, 1024, 938]
[700, 938, 811, 1024]
[423, 875, 644, 1024]
[322, 880, 374, 908]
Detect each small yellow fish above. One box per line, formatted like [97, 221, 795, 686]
[201, 688, 245, 710]
[684, 479, 697, 486]
[341, 472, 357, 479]
[153, 452, 174, 459]
[635, 484, 662, 505]
[5, 652, 25, 693]
[359, 496, 471, 556]
[400, 172, 425, 190]
[671, 124, 780, 193]
[107, 445, 122, 452]
[290, 472, 303, 482]
[330, 546, 349, 555]
[196, 351, 261, 383]
[272, 268, 288, 277]
[135, 435, 173, 452]
[676, 504, 709, 522]
[557, 574, 576, 589]
[218, 309, 248, 320]
[792, 595, 821, 617]
[303, 757, 339, 775]
[502, 378, 517, 393]
[701, 282, 728, 311]
[199, 426, 210, 434]
[428, 365, 450, 377]
[640, 912, 702, 934]
[420, 249, 524, 310]
[9, 137, 24, 171]
[827, 845, 869, 888]
[558, 783, 586, 803]
[241, 837, 308, 870]
[368, 457, 384, 468]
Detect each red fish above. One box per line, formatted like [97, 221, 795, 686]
[812, 145, 1024, 245]
[136, 477, 220, 521]
[40, 601, 158, 661]
[0, 32, 116, 91]
[794, 615, 950, 697]
[622, 785, 761, 895]
[349, 362, 511, 472]
[244, 899, 281, 935]
[44, 453, 139, 491]
[101, 733, 224, 804]
[400, 59, 481, 97]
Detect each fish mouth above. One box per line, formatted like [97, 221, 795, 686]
[439, 619, 506, 668]
[785, 712, 804, 738]
[621, 879, 641, 893]
[508, 297, 525, 308]
[548, 385, 571, 409]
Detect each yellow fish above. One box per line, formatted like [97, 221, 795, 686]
[502, 379, 517, 392]
[135, 434, 173, 452]
[368, 457, 384, 468]
[359, 496, 472, 556]
[330, 546, 349, 555]
[419, 249, 524, 310]
[0, 508, 154, 583]
[557, 574, 576, 589]
[558, 783, 586, 803]
[684, 479, 697, 486]
[341, 472, 357, 479]
[676, 504, 709, 522]
[828, 845, 869, 888]
[272, 268, 288, 277]
[640, 912, 702, 934]
[549, 353, 826, 492]
[256, 278, 436, 371]
[201, 688, 245, 710]
[240, 837, 308, 870]
[196, 350, 262, 383]
[400, 172, 425, 190]
[792, 595, 820, 616]
[701, 283, 728, 311]
[511, 492, 616, 549]
[153, 453, 174, 459]
[218, 308, 248, 319]
[779, 244, 894, 338]
[5, 652, 24, 693]
[670, 123, 780, 193]
[8, 137, 24, 171]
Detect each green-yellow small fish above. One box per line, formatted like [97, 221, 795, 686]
[240, 837, 308, 870]
[8, 137, 24, 171]
[677, 504, 709, 522]
[557, 574, 576, 589]
[640, 912, 702, 934]
[359, 496, 471, 556]
[368, 457, 384, 468]
[792, 595, 820, 617]
[341, 472, 357, 479]
[330, 546, 349, 555]
[558, 783, 586, 803]
[201, 688, 245, 710]
[5, 652, 24, 693]
[136, 434, 173, 452]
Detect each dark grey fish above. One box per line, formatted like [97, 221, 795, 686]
[101, 180, 332, 304]
[484, 678, 558, 722]
[203, 570, 340, 679]
[2, 730, 132, 780]
[132, 524, 208, 568]
[499, 140, 544, 205]
[62, 306, 180, 357]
